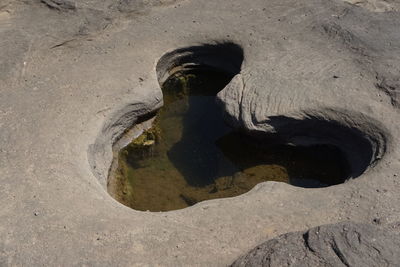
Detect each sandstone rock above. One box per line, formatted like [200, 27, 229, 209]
[40, 0, 76, 11]
[232, 222, 400, 267]
[1, 0, 400, 265]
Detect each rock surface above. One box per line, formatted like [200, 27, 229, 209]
[232, 221, 400, 267]
[1, 0, 400, 266]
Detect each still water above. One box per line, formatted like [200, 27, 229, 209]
[109, 70, 349, 211]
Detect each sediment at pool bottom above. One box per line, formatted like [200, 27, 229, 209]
[108, 70, 349, 212]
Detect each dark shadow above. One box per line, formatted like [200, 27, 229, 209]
[132, 42, 378, 189]
[156, 42, 244, 85]
[258, 115, 377, 178]
[110, 43, 387, 211]
[165, 70, 239, 186]
[156, 42, 244, 187]
[215, 132, 350, 187]
[163, 71, 352, 188]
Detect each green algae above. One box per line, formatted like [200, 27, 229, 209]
[109, 70, 350, 212]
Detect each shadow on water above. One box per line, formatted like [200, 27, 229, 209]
[165, 70, 238, 187]
[215, 132, 350, 188]
[110, 43, 354, 211]
[164, 71, 350, 189]
[112, 69, 351, 211]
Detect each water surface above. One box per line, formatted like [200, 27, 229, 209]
[109, 70, 349, 211]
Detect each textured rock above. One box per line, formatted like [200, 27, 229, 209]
[231, 221, 400, 267]
[1, 0, 400, 266]
[40, 0, 77, 11]
[343, 0, 400, 12]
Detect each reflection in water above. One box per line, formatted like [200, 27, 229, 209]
[110, 70, 350, 211]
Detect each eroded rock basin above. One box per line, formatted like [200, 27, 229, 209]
[109, 70, 350, 211]
[2, 0, 400, 265]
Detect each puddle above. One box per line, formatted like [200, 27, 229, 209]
[108, 70, 350, 211]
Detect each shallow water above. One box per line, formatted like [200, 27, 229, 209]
[110, 70, 349, 211]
